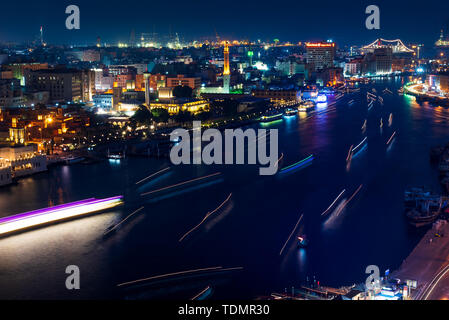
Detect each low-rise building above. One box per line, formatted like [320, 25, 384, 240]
[149, 98, 209, 115]
[93, 94, 114, 110]
[252, 89, 301, 104]
[166, 75, 201, 90]
[0, 160, 12, 187]
[0, 144, 47, 178]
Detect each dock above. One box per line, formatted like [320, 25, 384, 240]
[391, 220, 449, 299]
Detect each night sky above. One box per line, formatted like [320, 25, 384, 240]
[1, 0, 448, 46]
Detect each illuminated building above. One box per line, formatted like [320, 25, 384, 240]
[140, 32, 158, 47]
[435, 30, 449, 48]
[275, 59, 307, 77]
[363, 48, 393, 75]
[306, 42, 336, 71]
[9, 127, 25, 144]
[166, 75, 201, 90]
[427, 72, 449, 94]
[5, 63, 48, 86]
[0, 70, 13, 79]
[158, 87, 174, 100]
[362, 39, 414, 54]
[223, 42, 231, 93]
[71, 49, 101, 62]
[344, 59, 362, 76]
[93, 69, 114, 91]
[0, 145, 47, 178]
[0, 78, 24, 108]
[316, 67, 342, 86]
[115, 74, 133, 88]
[149, 99, 210, 115]
[113, 86, 123, 110]
[25, 68, 94, 103]
[252, 89, 301, 105]
[107, 66, 137, 77]
[0, 160, 12, 187]
[93, 94, 114, 110]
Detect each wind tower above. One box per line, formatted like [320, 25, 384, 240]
[223, 41, 231, 93]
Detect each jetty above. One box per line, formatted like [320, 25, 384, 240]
[392, 220, 449, 299]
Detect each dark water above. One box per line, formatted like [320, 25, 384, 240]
[0, 77, 448, 299]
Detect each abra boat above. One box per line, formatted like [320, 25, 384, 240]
[404, 187, 442, 227]
[284, 108, 298, 117]
[108, 149, 126, 160]
[406, 200, 441, 228]
[297, 236, 309, 248]
[298, 101, 315, 112]
[260, 112, 283, 123]
[64, 156, 85, 165]
[404, 187, 433, 209]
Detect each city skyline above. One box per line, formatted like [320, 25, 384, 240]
[1, 0, 449, 46]
[3, 0, 449, 305]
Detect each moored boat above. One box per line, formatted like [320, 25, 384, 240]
[406, 205, 441, 228]
[284, 108, 298, 117]
[404, 187, 433, 209]
[404, 187, 442, 227]
[64, 156, 85, 165]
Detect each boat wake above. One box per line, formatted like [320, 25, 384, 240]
[322, 199, 348, 230]
[279, 155, 314, 174]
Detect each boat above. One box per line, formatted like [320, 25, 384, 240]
[361, 120, 367, 131]
[64, 156, 85, 165]
[388, 113, 393, 126]
[298, 101, 315, 112]
[0, 196, 124, 236]
[260, 112, 283, 123]
[404, 187, 434, 209]
[280, 155, 314, 173]
[108, 149, 126, 160]
[380, 118, 384, 128]
[297, 236, 309, 248]
[191, 286, 213, 301]
[406, 198, 442, 228]
[352, 137, 367, 156]
[284, 108, 298, 117]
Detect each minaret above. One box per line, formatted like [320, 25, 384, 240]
[223, 42, 230, 93]
[40, 26, 44, 46]
[144, 73, 151, 106]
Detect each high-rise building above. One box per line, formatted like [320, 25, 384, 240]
[363, 48, 393, 75]
[306, 42, 336, 71]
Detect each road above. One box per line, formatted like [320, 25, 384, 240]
[393, 221, 449, 300]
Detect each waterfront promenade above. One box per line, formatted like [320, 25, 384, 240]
[392, 221, 449, 300]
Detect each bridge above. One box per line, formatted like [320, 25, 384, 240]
[363, 39, 414, 53]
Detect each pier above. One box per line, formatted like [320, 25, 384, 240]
[392, 220, 449, 300]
